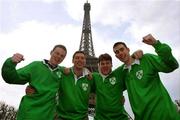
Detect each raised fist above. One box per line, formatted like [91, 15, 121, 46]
[12, 53, 24, 63]
[142, 34, 157, 45]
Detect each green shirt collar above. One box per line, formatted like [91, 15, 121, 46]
[123, 59, 140, 72]
[98, 68, 112, 82]
[71, 67, 89, 84]
[43, 59, 59, 71]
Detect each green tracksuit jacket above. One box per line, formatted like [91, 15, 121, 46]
[92, 68, 129, 120]
[123, 41, 180, 120]
[56, 67, 94, 120]
[1, 59, 63, 120]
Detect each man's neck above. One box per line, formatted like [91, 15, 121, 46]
[48, 61, 56, 68]
[125, 57, 135, 66]
[73, 67, 83, 78]
[45, 60, 57, 69]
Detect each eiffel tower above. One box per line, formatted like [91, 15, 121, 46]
[79, 1, 98, 72]
[79, 2, 134, 119]
[79, 1, 97, 115]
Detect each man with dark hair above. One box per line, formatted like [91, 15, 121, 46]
[56, 51, 93, 120]
[1, 44, 67, 120]
[92, 53, 129, 120]
[113, 34, 180, 120]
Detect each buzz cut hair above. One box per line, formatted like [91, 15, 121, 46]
[52, 44, 67, 53]
[113, 42, 128, 49]
[72, 51, 86, 59]
[98, 53, 112, 63]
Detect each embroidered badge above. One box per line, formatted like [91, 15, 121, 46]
[136, 70, 143, 80]
[82, 83, 88, 91]
[109, 77, 116, 85]
[56, 71, 62, 78]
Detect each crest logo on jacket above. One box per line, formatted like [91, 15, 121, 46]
[56, 71, 62, 78]
[82, 83, 88, 91]
[136, 70, 143, 80]
[109, 77, 116, 85]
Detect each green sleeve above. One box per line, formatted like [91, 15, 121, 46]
[1, 58, 29, 84]
[153, 40, 179, 71]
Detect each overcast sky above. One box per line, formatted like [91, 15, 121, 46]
[0, 0, 180, 118]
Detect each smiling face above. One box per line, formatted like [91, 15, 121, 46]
[98, 53, 113, 75]
[49, 47, 66, 66]
[113, 43, 130, 64]
[99, 60, 112, 75]
[72, 52, 86, 69]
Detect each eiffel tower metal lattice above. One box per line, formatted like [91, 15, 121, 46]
[79, 1, 98, 72]
[79, 2, 97, 116]
[79, 2, 134, 119]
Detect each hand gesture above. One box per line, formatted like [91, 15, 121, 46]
[64, 67, 70, 75]
[132, 50, 143, 59]
[12, 53, 24, 64]
[87, 73, 93, 80]
[142, 34, 157, 45]
[84, 67, 93, 80]
[25, 85, 36, 95]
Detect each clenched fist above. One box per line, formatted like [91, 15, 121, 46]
[12, 53, 24, 63]
[142, 34, 157, 45]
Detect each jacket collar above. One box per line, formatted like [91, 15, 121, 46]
[123, 59, 140, 72]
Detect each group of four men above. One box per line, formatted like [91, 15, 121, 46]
[1, 34, 180, 120]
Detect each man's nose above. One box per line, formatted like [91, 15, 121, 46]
[118, 52, 123, 57]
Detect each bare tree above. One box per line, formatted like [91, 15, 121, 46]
[175, 100, 180, 113]
[0, 101, 17, 120]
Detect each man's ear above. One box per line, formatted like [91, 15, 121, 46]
[127, 47, 130, 52]
[72, 59, 74, 64]
[50, 50, 53, 55]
